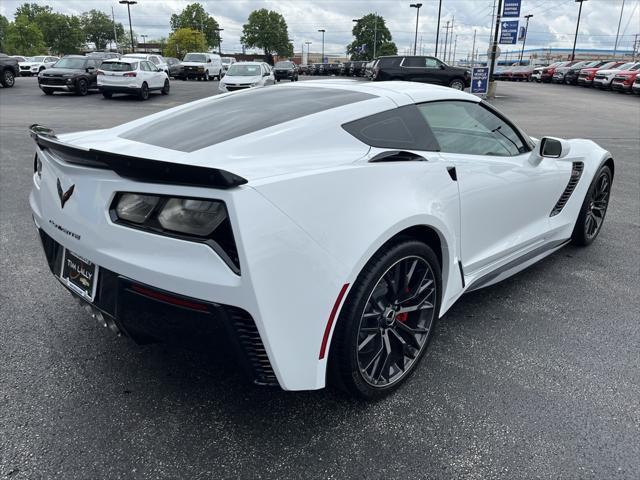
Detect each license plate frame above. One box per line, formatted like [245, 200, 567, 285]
[60, 248, 99, 302]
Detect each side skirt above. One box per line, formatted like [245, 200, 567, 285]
[465, 239, 570, 292]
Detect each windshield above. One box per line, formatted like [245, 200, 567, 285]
[29, 56, 46, 62]
[101, 62, 136, 71]
[124, 54, 146, 59]
[226, 64, 261, 76]
[275, 61, 292, 68]
[184, 53, 206, 62]
[222, 58, 233, 64]
[53, 58, 86, 69]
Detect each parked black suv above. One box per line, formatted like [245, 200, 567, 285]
[273, 61, 298, 82]
[0, 53, 19, 88]
[37, 55, 101, 96]
[373, 55, 470, 90]
[351, 61, 367, 77]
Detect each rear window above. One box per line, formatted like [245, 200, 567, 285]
[101, 62, 136, 71]
[121, 87, 376, 152]
[342, 105, 439, 151]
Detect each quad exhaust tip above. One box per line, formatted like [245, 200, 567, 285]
[75, 296, 121, 336]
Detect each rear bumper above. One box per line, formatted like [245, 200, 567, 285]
[99, 85, 140, 94]
[37, 228, 277, 385]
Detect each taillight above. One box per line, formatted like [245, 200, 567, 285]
[123, 72, 137, 77]
[97, 70, 104, 75]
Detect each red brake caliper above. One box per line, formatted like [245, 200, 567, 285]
[396, 312, 408, 323]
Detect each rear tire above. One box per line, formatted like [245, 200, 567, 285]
[138, 82, 149, 101]
[329, 239, 441, 400]
[448, 78, 465, 90]
[1, 69, 15, 87]
[161, 79, 170, 95]
[571, 165, 612, 246]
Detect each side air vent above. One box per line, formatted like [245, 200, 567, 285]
[227, 307, 278, 386]
[550, 162, 584, 217]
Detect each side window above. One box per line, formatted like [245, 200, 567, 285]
[342, 105, 439, 151]
[140, 61, 151, 71]
[418, 101, 527, 157]
[425, 57, 440, 68]
[402, 57, 424, 68]
[150, 56, 159, 65]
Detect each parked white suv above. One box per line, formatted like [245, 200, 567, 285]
[180, 52, 222, 81]
[98, 57, 169, 100]
[593, 62, 639, 89]
[218, 61, 274, 93]
[122, 53, 168, 73]
[19, 56, 59, 76]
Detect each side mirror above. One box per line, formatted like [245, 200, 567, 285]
[263, 71, 269, 77]
[86, 67, 95, 72]
[207, 58, 212, 63]
[440, 64, 446, 69]
[157, 67, 163, 72]
[530, 136, 571, 165]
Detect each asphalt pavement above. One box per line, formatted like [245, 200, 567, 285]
[1, 77, 639, 479]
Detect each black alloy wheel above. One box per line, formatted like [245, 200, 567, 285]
[75, 78, 88, 96]
[572, 165, 612, 246]
[330, 240, 441, 399]
[2, 70, 16, 87]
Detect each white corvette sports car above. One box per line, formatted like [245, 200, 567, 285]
[29, 81, 613, 398]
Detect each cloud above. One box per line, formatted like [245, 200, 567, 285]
[1, 0, 637, 57]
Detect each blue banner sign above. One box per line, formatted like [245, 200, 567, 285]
[503, 0, 522, 18]
[499, 20, 519, 44]
[471, 67, 489, 95]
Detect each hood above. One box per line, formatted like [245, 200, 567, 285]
[19, 61, 42, 67]
[222, 75, 261, 84]
[596, 68, 624, 75]
[614, 70, 638, 76]
[182, 61, 207, 67]
[41, 68, 84, 76]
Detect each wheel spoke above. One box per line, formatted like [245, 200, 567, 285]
[373, 332, 393, 383]
[392, 322, 424, 350]
[358, 332, 379, 352]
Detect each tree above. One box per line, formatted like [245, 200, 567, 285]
[14, 3, 51, 23]
[81, 9, 123, 51]
[347, 13, 397, 61]
[4, 15, 46, 55]
[170, 3, 219, 49]
[241, 9, 292, 58]
[164, 28, 206, 59]
[0, 15, 9, 52]
[39, 13, 85, 55]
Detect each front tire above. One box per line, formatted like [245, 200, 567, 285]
[161, 79, 170, 95]
[1, 69, 15, 87]
[204, 71, 210, 81]
[571, 165, 612, 246]
[75, 78, 88, 96]
[448, 78, 465, 90]
[329, 240, 441, 400]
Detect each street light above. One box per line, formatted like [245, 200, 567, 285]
[318, 29, 326, 63]
[214, 28, 224, 54]
[118, 0, 137, 54]
[305, 41, 312, 64]
[571, 0, 588, 61]
[140, 34, 147, 53]
[519, 14, 533, 63]
[410, 3, 422, 56]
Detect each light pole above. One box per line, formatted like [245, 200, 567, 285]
[215, 28, 223, 54]
[140, 34, 147, 53]
[435, 0, 442, 57]
[118, 0, 137, 54]
[571, 0, 588, 61]
[613, 0, 625, 58]
[305, 41, 312, 64]
[410, 3, 422, 56]
[519, 14, 533, 63]
[318, 29, 326, 63]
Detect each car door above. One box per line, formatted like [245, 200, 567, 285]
[416, 100, 568, 275]
[146, 61, 163, 88]
[424, 57, 447, 85]
[139, 61, 153, 86]
[86, 59, 99, 86]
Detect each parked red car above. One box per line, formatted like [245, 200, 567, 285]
[611, 70, 639, 93]
[577, 61, 625, 86]
[540, 61, 568, 83]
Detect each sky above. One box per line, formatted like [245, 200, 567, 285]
[1, 0, 638, 60]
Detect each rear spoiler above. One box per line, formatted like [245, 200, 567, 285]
[29, 124, 248, 189]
